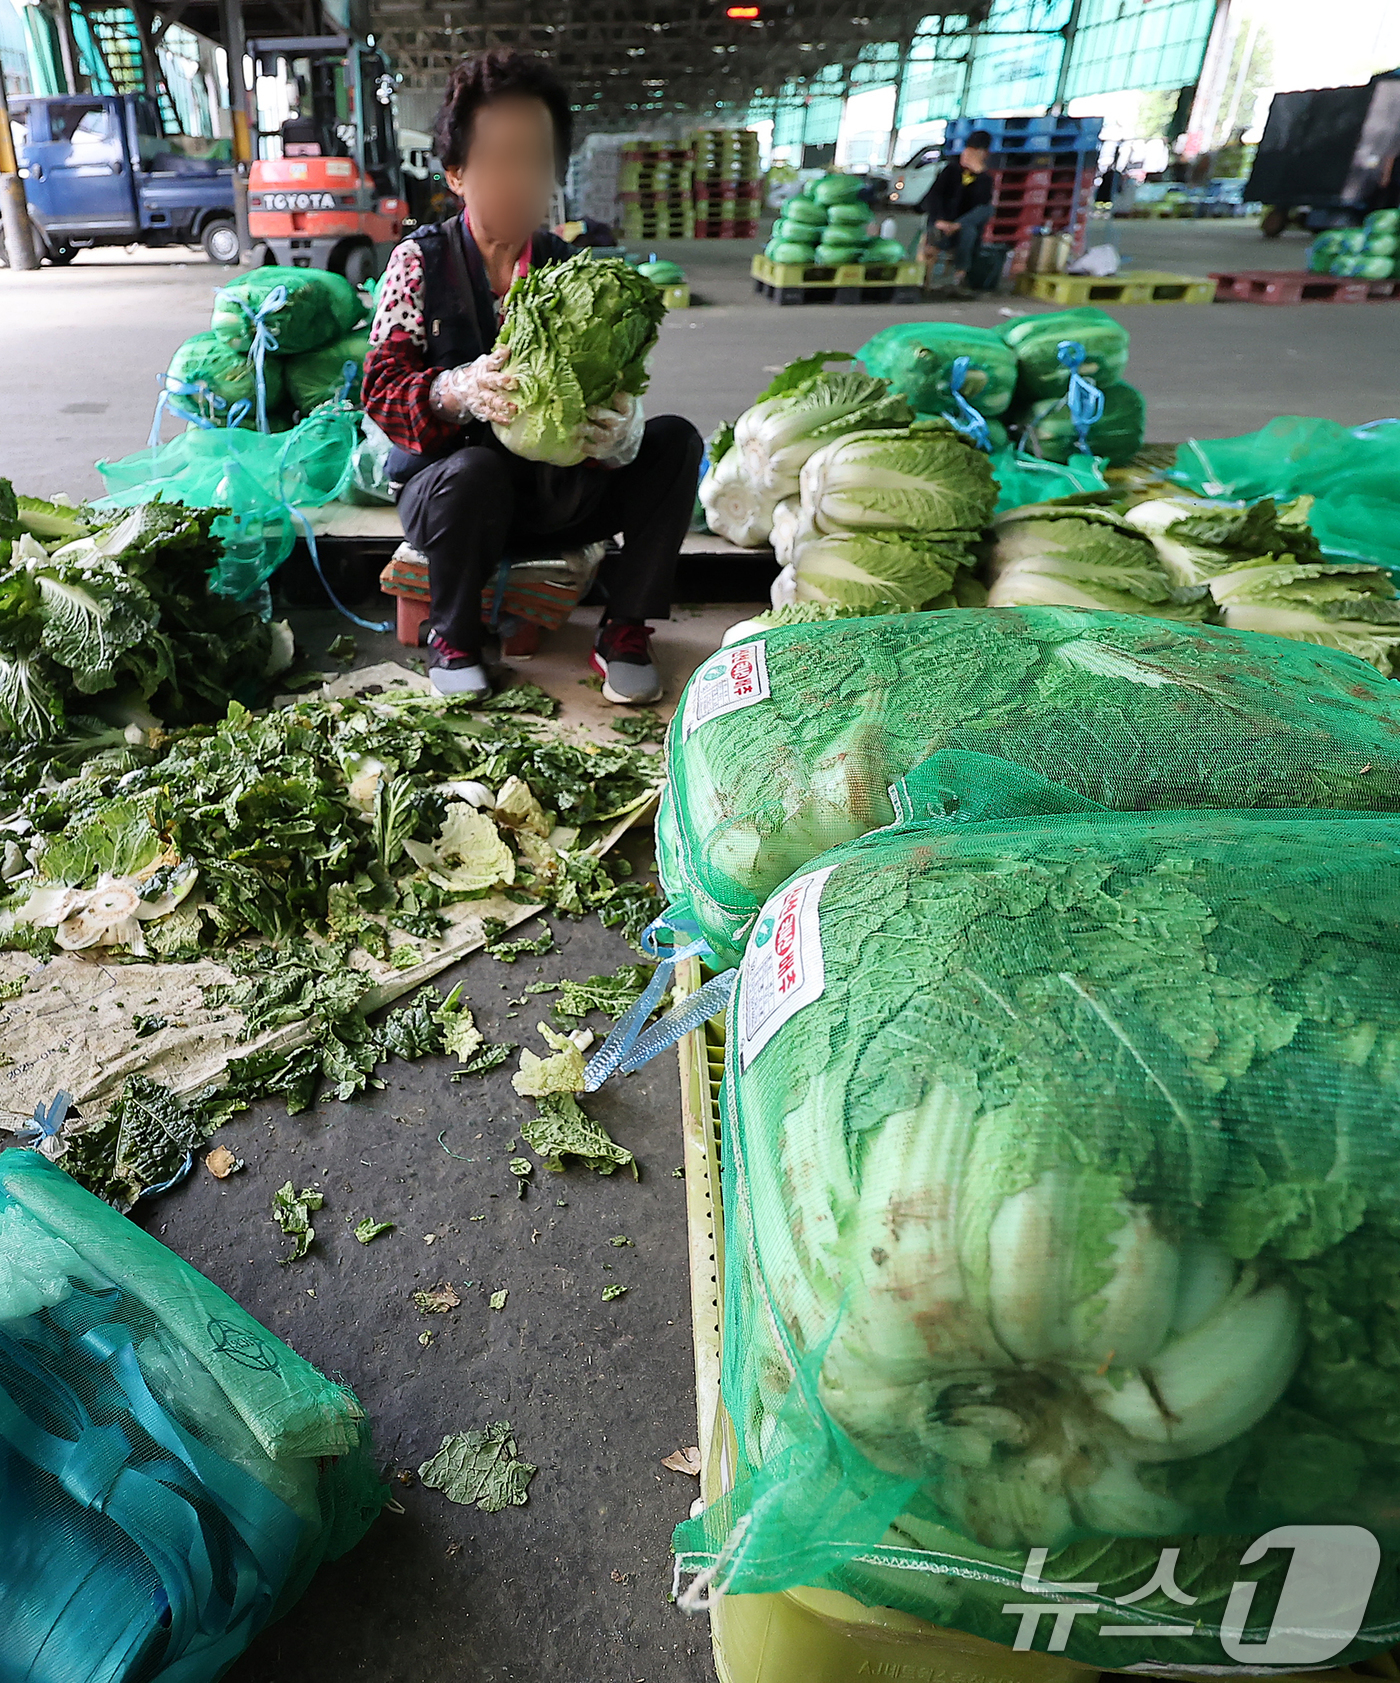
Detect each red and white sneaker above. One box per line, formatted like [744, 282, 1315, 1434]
[590, 621, 663, 705]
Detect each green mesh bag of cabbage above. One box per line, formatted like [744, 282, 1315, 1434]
[858, 322, 1018, 419]
[1018, 379, 1146, 468]
[211, 265, 364, 357]
[1000, 306, 1129, 401]
[163, 330, 288, 430]
[655, 608, 1400, 967]
[0, 1148, 384, 1683]
[674, 772, 1400, 1669]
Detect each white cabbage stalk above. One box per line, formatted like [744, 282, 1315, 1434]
[756, 1077, 1305, 1551]
[1122, 497, 1227, 596]
[769, 496, 803, 570]
[699, 450, 779, 549]
[769, 562, 798, 610]
[17, 864, 198, 956]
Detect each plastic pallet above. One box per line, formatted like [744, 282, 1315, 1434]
[693, 222, 758, 239]
[752, 252, 925, 303]
[1209, 268, 1400, 303]
[1015, 269, 1215, 305]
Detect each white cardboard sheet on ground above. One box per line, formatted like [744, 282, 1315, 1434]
[0, 658, 658, 1132]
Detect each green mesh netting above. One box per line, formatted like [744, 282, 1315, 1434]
[211, 266, 364, 357]
[1172, 416, 1400, 573]
[674, 779, 1400, 1668]
[858, 323, 1019, 419]
[1000, 307, 1130, 402]
[1020, 379, 1146, 468]
[164, 331, 288, 430]
[0, 1148, 384, 1680]
[284, 329, 371, 415]
[657, 609, 1400, 966]
[96, 404, 360, 597]
[991, 446, 1108, 512]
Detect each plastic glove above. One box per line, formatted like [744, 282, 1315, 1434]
[580, 391, 644, 466]
[429, 344, 518, 426]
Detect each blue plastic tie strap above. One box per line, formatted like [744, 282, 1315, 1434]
[582, 915, 712, 1090]
[275, 428, 393, 633]
[337, 359, 359, 404]
[15, 1090, 71, 1149]
[945, 356, 992, 453]
[215, 282, 288, 435]
[1056, 338, 1105, 453]
[148, 372, 226, 448]
[614, 969, 737, 1077]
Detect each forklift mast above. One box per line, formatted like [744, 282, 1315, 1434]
[246, 35, 406, 280]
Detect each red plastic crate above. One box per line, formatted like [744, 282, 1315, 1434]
[691, 179, 763, 198]
[692, 220, 758, 239]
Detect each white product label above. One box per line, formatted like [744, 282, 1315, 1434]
[738, 864, 837, 1070]
[681, 640, 770, 742]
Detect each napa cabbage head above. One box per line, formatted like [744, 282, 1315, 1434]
[735, 371, 913, 496]
[789, 525, 971, 612]
[986, 504, 1208, 620]
[800, 420, 996, 536]
[491, 254, 667, 467]
[1208, 554, 1400, 675]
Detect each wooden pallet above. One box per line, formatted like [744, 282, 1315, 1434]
[751, 250, 925, 304]
[1015, 268, 1215, 304]
[1210, 267, 1400, 303]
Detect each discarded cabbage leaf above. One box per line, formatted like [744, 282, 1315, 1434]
[403, 801, 515, 893]
[272, 1181, 322, 1262]
[493, 775, 552, 838]
[489, 1289, 508, 1310]
[601, 1284, 628, 1302]
[354, 1218, 394, 1243]
[435, 983, 484, 1061]
[513, 1022, 587, 1097]
[521, 1092, 636, 1178]
[414, 1281, 460, 1313]
[418, 1421, 537, 1511]
[554, 963, 655, 1023]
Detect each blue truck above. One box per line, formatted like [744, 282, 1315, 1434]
[8, 91, 237, 266]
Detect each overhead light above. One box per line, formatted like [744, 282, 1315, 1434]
[726, 4, 760, 14]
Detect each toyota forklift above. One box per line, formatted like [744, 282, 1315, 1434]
[247, 36, 407, 281]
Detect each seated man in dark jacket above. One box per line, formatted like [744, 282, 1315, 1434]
[918, 129, 994, 293]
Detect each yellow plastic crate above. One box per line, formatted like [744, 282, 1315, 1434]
[661, 283, 691, 309]
[675, 962, 1095, 1683]
[1013, 269, 1215, 305]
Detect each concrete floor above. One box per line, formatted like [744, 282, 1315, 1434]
[1, 213, 1397, 1681]
[2, 218, 1397, 500]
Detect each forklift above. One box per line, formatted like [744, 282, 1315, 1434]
[246, 36, 406, 280]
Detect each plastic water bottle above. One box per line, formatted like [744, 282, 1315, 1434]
[880, 217, 899, 241]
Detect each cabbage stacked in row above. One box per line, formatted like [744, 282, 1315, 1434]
[1307, 209, 1399, 281]
[764, 173, 906, 268]
[770, 421, 994, 615]
[986, 491, 1400, 676]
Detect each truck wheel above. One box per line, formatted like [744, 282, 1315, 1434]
[1260, 206, 1288, 239]
[335, 241, 377, 286]
[45, 242, 77, 266]
[202, 219, 241, 264]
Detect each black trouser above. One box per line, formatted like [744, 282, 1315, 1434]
[396, 415, 703, 659]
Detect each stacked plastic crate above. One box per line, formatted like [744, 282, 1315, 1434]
[690, 128, 762, 240]
[945, 115, 1101, 277]
[619, 143, 695, 242]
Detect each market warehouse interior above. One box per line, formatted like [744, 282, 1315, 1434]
[2, 0, 1400, 1678]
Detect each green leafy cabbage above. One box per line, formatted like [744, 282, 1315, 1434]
[1209, 553, 1400, 676]
[800, 421, 996, 536]
[492, 254, 667, 466]
[987, 503, 1208, 619]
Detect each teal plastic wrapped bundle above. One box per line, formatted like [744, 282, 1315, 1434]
[163, 331, 287, 430]
[674, 776, 1400, 1669]
[284, 329, 371, 414]
[999, 306, 1129, 400]
[96, 404, 360, 599]
[211, 266, 363, 356]
[1173, 415, 1400, 572]
[0, 1148, 383, 1683]
[1366, 208, 1400, 235]
[655, 607, 1400, 966]
[1021, 378, 1146, 466]
[811, 173, 863, 205]
[859, 322, 1018, 419]
[815, 243, 866, 265]
[990, 442, 1108, 512]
